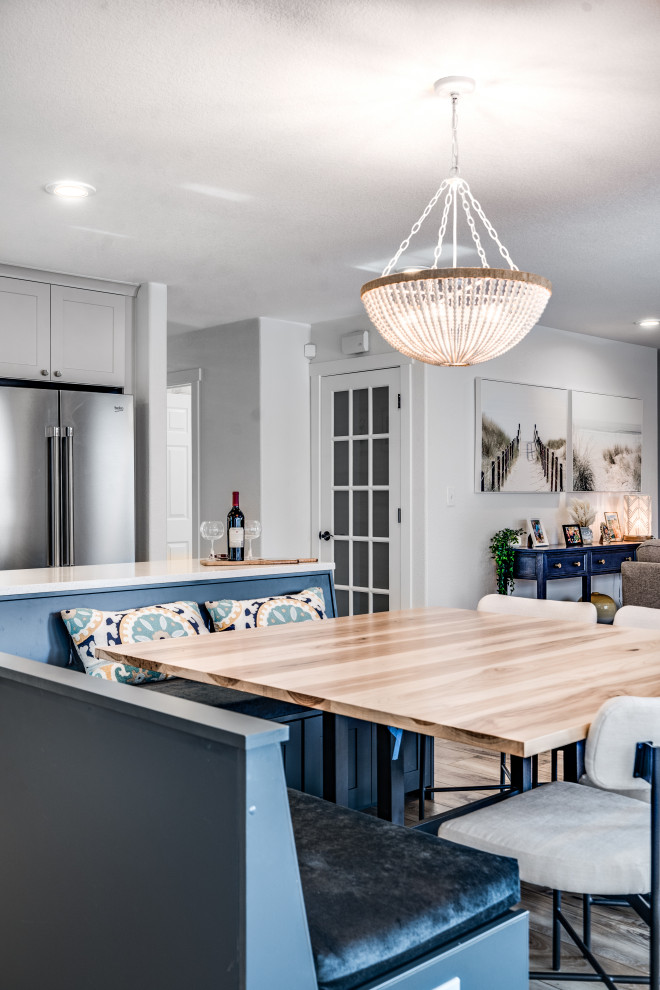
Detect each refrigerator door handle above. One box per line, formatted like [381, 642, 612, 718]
[46, 426, 61, 567]
[62, 426, 74, 566]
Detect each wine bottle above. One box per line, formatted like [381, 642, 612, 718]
[227, 491, 245, 561]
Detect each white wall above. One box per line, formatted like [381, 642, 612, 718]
[259, 318, 312, 558]
[426, 324, 657, 608]
[311, 318, 658, 610]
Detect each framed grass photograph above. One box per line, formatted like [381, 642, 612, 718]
[562, 524, 583, 547]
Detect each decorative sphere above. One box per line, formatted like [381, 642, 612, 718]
[579, 592, 618, 624]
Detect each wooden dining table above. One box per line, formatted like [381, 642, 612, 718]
[97, 606, 660, 826]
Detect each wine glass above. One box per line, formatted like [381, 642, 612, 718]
[199, 520, 224, 559]
[244, 519, 262, 560]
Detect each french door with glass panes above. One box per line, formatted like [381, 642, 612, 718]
[319, 369, 401, 617]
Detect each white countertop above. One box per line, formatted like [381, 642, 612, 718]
[0, 559, 332, 597]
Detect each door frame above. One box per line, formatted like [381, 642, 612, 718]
[310, 355, 417, 609]
[167, 368, 201, 559]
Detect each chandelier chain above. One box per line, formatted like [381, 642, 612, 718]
[466, 188, 519, 271]
[381, 89, 519, 275]
[382, 179, 450, 276]
[458, 183, 489, 266]
[433, 186, 454, 267]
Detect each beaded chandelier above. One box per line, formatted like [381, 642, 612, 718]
[361, 77, 551, 367]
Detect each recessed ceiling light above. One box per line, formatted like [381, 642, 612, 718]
[44, 181, 96, 199]
[635, 318, 660, 328]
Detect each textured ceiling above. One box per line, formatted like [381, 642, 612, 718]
[1, 0, 659, 345]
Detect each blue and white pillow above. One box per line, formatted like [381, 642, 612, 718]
[61, 600, 208, 683]
[205, 587, 327, 632]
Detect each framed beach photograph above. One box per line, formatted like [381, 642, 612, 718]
[604, 511, 622, 542]
[528, 518, 549, 547]
[562, 524, 583, 547]
[476, 379, 568, 493]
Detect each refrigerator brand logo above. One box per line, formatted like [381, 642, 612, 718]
[114, 405, 124, 412]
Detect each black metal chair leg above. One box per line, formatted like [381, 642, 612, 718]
[500, 751, 506, 788]
[651, 745, 660, 990]
[583, 893, 592, 951]
[553, 889, 561, 971]
[551, 748, 558, 781]
[418, 733, 426, 820]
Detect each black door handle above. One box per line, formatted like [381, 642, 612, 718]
[319, 530, 333, 542]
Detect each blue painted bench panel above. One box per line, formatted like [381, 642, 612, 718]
[0, 654, 528, 990]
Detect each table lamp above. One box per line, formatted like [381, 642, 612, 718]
[623, 494, 653, 541]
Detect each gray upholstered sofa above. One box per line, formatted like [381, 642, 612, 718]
[621, 539, 660, 608]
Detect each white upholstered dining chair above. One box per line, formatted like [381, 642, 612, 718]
[439, 695, 660, 988]
[477, 593, 598, 622]
[614, 604, 660, 629]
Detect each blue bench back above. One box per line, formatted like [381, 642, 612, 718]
[0, 653, 319, 990]
[0, 568, 337, 666]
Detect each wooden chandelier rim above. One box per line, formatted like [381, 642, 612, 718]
[361, 268, 552, 297]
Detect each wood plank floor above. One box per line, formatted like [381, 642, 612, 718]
[403, 739, 648, 989]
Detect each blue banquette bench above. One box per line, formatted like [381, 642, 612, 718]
[0, 652, 528, 990]
[0, 568, 432, 809]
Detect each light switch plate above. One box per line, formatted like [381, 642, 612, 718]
[446, 486, 455, 507]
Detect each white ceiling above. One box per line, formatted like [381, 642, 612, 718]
[1, 0, 659, 346]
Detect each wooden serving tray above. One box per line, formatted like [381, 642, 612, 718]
[200, 557, 318, 567]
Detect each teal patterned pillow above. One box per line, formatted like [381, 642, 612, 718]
[61, 600, 208, 683]
[205, 586, 327, 632]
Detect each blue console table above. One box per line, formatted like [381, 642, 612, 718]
[514, 542, 641, 599]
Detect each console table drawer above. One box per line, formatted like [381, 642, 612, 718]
[591, 548, 635, 573]
[545, 551, 587, 578]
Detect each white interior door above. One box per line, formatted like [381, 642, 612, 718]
[166, 386, 193, 560]
[320, 368, 401, 617]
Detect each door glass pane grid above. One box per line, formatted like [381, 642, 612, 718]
[332, 384, 391, 617]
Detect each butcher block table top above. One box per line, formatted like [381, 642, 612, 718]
[96, 606, 660, 758]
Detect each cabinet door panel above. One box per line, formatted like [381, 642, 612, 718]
[0, 277, 51, 380]
[50, 286, 125, 387]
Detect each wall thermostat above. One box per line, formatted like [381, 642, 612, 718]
[341, 330, 370, 355]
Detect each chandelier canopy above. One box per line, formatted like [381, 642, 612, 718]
[361, 79, 551, 367]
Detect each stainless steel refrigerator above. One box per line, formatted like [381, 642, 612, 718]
[0, 386, 135, 569]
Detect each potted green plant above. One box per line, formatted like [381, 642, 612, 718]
[489, 527, 523, 595]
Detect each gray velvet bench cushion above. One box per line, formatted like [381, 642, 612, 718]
[288, 788, 520, 990]
[139, 677, 310, 718]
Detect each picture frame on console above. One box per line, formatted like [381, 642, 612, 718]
[604, 511, 622, 542]
[562, 524, 583, 547]
[528, 518, 549, 547]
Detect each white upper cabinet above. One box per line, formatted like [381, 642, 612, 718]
[0, 277, 51, 381]
[50, 286, 126, 387]
[0, 278, 126, 387]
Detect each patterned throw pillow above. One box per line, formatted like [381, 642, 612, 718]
[205, 586, 327, 632]
[61, 600, 209, 683]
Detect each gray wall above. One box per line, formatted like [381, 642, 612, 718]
[169, 318, 261, 526]
[169, 317, 312, 558]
